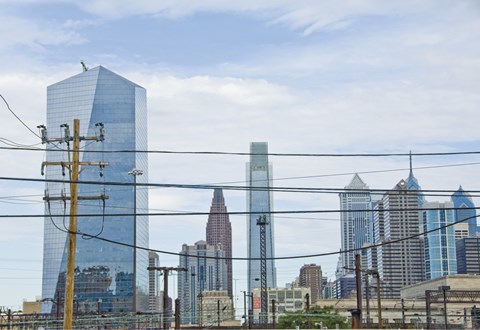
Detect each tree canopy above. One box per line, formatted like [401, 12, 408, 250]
[277, 306, 349, 329]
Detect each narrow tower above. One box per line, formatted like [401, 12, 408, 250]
[206, 188, 233, 297]
[247, 142, 276, 296]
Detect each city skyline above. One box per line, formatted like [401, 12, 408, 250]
[1, 1, 480, 310]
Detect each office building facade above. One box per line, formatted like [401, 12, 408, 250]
[338, 174, 372, 276]
[456, 238, 480, 274]
[41, 66, 149, 314]
[451, 186, 477, 237]
[148, 252, 161, 312]
[178, 241, 227, 325]
[376, 179, 424, 298]
[299, 264, 323, 304]
[422, 202, 457, 279]
[206, 188, 233, 297]
[247, 142, 276, 293]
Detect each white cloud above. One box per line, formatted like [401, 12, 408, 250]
[0, 14, 91, 51]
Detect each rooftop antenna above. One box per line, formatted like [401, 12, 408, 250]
[80, 60, 88, 72]
[409, 150, 413, 177]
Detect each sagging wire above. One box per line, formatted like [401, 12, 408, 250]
[81, 198, 106, 240]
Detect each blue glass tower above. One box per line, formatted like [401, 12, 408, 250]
[41, 66, 149, 314]
[422, 202, 457, 280]
[247, 142, 276, 294]
[451, 186, 477, 237]
[406, 152, 425, 206]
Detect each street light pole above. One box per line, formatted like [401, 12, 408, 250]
[128, 168, 143, 313]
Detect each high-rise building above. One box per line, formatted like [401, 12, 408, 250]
[406, 152, 425, 206]
[247, 142, 276, 293]
[422, 202, 457, 280]
[338, 174, 372, 276]
[451, 186, 477, 237]
[456, 238, 480, 274]
[299, 264, 323, 304]
[148, 252, 160, 312]
[178, 240, 227, 325]
[41, 66, 149, 314]
[206, 189, 233, 297]
[376, 179, 424, 298]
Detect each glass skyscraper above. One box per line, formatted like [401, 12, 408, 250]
[338, 174, 372, 275]
[41, 66, 149, 314]
[422, 202, 457, 280]
[451, 186, 477, 237]
[247, 142, 276, 294]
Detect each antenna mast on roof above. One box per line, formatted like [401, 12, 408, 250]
[80, 61, 88, 72]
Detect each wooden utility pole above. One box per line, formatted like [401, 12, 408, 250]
[40, 119, 107, 329]
[63, 119, 80, 329]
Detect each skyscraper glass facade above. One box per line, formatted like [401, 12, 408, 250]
[451, 186, 477, 237]
[422, 202, 457, 279]
[338, 174, 371, 275]
[247, 142, 276, 293]
[41, 66, 149, 314]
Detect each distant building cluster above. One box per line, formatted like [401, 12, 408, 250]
[334, 156, 479, 300]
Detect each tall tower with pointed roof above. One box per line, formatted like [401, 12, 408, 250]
[406, 151, 425, 206]
[206, 188, 233, 297]
[451, 186, 477, 237]
[338, 174, 372, 275]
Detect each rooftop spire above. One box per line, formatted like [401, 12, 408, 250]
[409, 150, 413, 177]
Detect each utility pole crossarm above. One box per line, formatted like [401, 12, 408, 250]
[39, 120, 107, 330]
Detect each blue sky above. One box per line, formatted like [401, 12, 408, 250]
[0, 0, 480, 311]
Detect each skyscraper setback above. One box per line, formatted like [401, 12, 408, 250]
[206, 188, 233, 297]
[41, 66, 149, 314]
[247, 142, 276, 294]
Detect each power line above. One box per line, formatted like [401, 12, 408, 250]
[2, 175, 480, 196]
[2, 144, 480, 157]
[0, 94, 40, 139]
[1, 206, 479, 218]
[55, 212, 480, 261]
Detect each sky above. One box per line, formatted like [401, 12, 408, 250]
[0, 0, 480, 312]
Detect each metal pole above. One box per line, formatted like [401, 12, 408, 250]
[426, 290, 431, 330]
[217, 299, 221, 327]
[257, 215, 269, 325]
[243, 291, 247, 328]
[365, 273, 370, 327]
[128, 169, 143, 313]
[443, 288, 448, 329]
[56, 290, 61, 320]
[401, 298, 405, 328]
[64, 119, 80, 330]
[375, 272, 382, 329]
[272, 299, 276, 329]
[174, 298, 180, 330]
[164, 269, 169, 330]
[355, 254, 362, 324]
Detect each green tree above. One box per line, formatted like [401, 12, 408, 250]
[277, 306, 349, 329]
